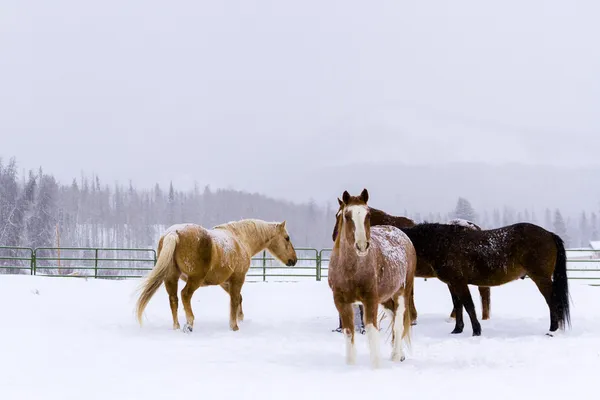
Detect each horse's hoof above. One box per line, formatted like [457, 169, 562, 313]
[231, 325, 239, 332]
[411, 320, 417, 326]
[182, 324, 193, 333]
[546, 332, 554, 337]
[332, 328, 342, 333]
[451, 328, 463, 334]
[359, 328, 366, 335]
[473, 331, 481, 337]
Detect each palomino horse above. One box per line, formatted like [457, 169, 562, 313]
[331, 204, 491, 331]
[135, 219, 297, 332]
[399, 222, 571, 336]
[328, 189, 416, 367]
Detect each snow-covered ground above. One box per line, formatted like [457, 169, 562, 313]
[1, 276, 599, 400]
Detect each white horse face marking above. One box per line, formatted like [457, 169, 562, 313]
[345, 205, 371, 257]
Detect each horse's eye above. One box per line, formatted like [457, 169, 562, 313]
[285, 236, 290, 241]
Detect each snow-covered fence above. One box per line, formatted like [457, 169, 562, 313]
[1, 246, 600, 284]
[28, 247, 156, 279]
[0, 246, 34, 275]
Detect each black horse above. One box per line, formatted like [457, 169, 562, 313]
[398, 222, 571, 336]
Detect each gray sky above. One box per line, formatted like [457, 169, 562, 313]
[2, 0, 599, 198]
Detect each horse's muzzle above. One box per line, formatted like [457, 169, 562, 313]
[355, 241, 370, 256]
[286, 258, 297, 267]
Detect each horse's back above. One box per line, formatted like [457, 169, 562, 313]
[371, 225, 416, 292]
[442, 222, 558, 284]
[158, 223, 213, 276]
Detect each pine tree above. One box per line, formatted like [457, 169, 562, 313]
[591, 212, 599, 241]
[493, 208, 501, 228]
[502, 206, 515, 226]
[26, 174, 58, 250]
[579, 212, 590, 247]
[167, 181, 175, 226]
[544, 209, 552, 231]
[452, 197, 477, 222]
[531, 209, 538, 225]
[553, 209, 569, 245]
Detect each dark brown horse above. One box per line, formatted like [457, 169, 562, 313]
[332, 204, 491, 330]
[328, 189, 416, 367]
[399, 222, 571, 336]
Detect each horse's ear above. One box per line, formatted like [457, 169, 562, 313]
[360, 188, 369, 203]
[342, 191, 350, 204]
[337, 197, 343, 207]
[279, 220, 287, 230]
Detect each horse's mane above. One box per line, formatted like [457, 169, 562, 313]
[369, 207, 416, 228]
[408, 221, 481, 235]
[213, 218, 278, 239]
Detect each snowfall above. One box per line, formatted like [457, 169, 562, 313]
[1, 275, 599, 400]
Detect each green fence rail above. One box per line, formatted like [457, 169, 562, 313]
[1, 246, 600, 283]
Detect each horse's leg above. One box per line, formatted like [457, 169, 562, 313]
[385, 295, 406, 362]
[448, 284, 457, 321]
[358, 305, 366, 334]
[333, 316, 343, 333]
[363, 297, 382, 368]
[164, 271, 181, 330]
[381, 299, 396, 345]
[452, 283, 482, 336]
[479, 287, 491, 320]
[334, 297, 356, 365]
[220, 282, 244, 323]
[181, 277, 201, 333]
[238, 293, 244, 322]
[529, 275, 558, 334]
[449, 285, 465, 334]
[227, 278, 244, 331]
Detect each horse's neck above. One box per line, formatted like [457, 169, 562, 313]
[227, 221, 275, 256]
[334, 225, 362, 268]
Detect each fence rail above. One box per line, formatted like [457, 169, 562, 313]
[1, 246, 600, 284]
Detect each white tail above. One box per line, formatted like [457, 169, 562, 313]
[135, 232, 178, 325]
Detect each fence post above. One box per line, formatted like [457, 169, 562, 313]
[94, 249, 99, 279]
[262, 250, 266, 282]
[316, 250, 321, 281]
[30, 248, 35, 275]
[32, 249, 37, 275]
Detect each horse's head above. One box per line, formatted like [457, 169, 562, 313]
[338, 188, 371, 257]
[267, 221, 298, 266]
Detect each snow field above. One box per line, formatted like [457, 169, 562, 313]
[0, 275, 599, 400]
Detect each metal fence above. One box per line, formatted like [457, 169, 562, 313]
[1, 246, 600, 284]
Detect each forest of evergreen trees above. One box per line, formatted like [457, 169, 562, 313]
[0, 157, 335, 252]
[1, 157, 599, 258]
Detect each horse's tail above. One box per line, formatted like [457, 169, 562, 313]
[402, 282, 413, 349]
[551, 232, 571, 330]
[135, 232, 178, 326]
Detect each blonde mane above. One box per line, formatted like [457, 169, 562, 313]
[214, 219, 280, 254]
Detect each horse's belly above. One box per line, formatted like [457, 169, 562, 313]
[415, 261, 436, 278]
[470, 267, 526, 286]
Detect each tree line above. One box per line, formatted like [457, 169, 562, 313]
[1, 158, 598, 265]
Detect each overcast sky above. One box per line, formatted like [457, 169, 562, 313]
[1, 0, 599, 194]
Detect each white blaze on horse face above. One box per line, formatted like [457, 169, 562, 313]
[347, 205, 369, 256]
